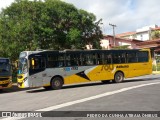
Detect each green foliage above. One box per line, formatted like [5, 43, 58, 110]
[152, 63, 160, 71]
[112, 45, 130, 50]
[151, 31, 160, 40]
[0, 0, 103, 61]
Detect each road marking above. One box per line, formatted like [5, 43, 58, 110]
[36, 82, 160, 111]
[1, 81, 160, 120]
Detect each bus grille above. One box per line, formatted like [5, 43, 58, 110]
[0, 77, 9, 81]
[0, 83, 9, 87]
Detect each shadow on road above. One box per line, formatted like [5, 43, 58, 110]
[26, 76, 160, 93]
[123, 77, 159, 83]
[0, 84, 35, 94]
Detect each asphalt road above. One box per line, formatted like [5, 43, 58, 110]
[0, 74, 160, 120]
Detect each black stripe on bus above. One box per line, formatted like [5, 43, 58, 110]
[76, 71, 90, 81]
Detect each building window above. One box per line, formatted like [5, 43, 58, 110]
[140, 35, 143, 40]
[118, 42, 122, 46]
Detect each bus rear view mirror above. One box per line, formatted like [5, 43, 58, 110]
[31, 58, 35, 66]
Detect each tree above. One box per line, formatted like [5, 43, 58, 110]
[151, 31, 160, 40]
[0, 0, 42, 60]
[0, 0, 103, 61]
[112, 45, 130, 50]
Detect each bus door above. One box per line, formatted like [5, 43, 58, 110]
[29, 55, 46, 87]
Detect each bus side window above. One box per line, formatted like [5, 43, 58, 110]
[97, 53, 103, 65]
[71, 55, 77, 66]
[65, 54, 71, 66]
[113, 54, 121, 64]
[58, 61, 64, 67]
[86, 54, 92, 65]
[30, 58, 38, 69]
[70, 60, 77, 66]
[57, 54, 65, 67]
[108, 54, 112, 64]
[127, 52, 137, 63]
[121, 53, 126, 63]
[77, 60, 81, 66]
[137, 51, 148, 62]
[81, 54, 94, 65]
[65, 53, 82, 67]
[104, 54, 112, 64]
[82, 55, 86, 65]
[41, 58, 45, 68]
[47, 55, 59, 68]
[30, 57, 45, 69]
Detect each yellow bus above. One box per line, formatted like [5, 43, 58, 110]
[0, 58, 12, 90]
[17, 49, 152, 90]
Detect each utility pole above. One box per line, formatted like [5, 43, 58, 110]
[109, 23, 117, 47]
[148, 27, 152, 40]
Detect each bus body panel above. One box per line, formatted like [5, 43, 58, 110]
[17, 49, 152, 89]
[127, 62, 151, 78]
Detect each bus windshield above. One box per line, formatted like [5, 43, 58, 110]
[0, 62, 11, 76]
[18, 58, 28, 74]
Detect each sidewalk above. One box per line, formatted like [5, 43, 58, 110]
[152, 71, 160, 74]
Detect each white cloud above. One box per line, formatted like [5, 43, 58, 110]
[0, 0, 14, 11]
[64, 0, 160, 35]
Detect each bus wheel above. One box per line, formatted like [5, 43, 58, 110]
[50, 77, 63, 90]
[113, 72, 124, 83]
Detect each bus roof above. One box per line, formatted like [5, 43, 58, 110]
[0, 57, 9, 59]
[26, 49, 150, 57]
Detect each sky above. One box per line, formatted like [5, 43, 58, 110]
[0, 0, 160, 35]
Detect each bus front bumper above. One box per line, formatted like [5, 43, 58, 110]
[0, 81, 12, 89]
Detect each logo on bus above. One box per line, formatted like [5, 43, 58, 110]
[101, 64, 114, 71]
[64, 67, 78, 71]
[116, 65, 129, 68]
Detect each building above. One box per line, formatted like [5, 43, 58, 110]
[116, 25, 160, 41]
[87, 24, 160, 55]
[100, 35, 142, 50]
[115, 24, 160, 54]
[136, 38, 160, 54]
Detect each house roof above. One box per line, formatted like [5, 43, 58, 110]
[116, 27, 160, 37]
[136, 39, 160, 46]
[136, 39, 160, 52]
[103, 35, 142, 43]
[116, 31, 136, 37]
[152, 27, 160, 30]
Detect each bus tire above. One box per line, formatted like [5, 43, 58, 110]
[50, 77, 63, 90]
[113, 72, 124, 83]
